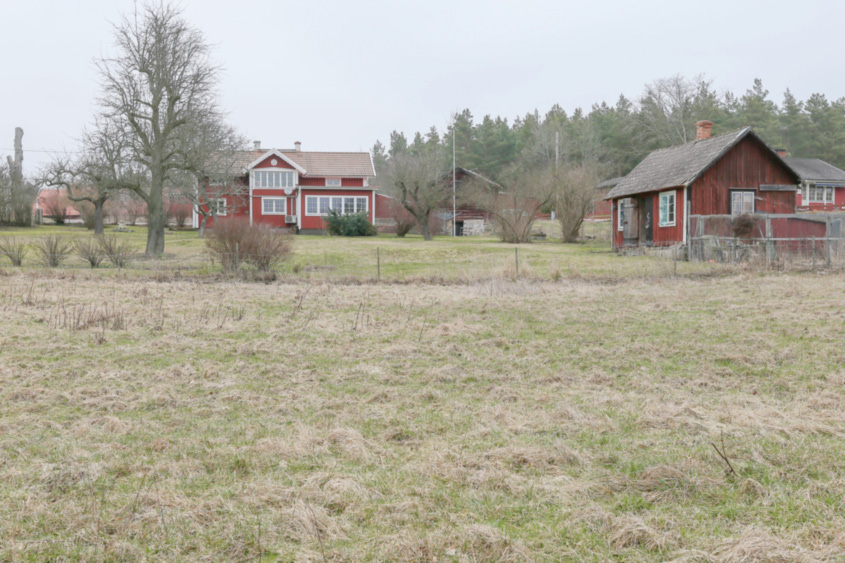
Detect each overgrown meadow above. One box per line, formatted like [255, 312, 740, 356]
[0, 227, 843, 561]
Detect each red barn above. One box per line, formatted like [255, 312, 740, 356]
[606, 121, 801, 249]
[194, 141, 376, 234]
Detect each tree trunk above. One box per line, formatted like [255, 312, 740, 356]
[146, 195, 166, 255]
[198, 213, 209, 238]
[420, 217, 433, 241]
[94, 199, 105, 235]
[146, 168, 166, 255]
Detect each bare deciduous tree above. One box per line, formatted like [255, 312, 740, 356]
[96, 3, 233, 254]
[382, 149, 450, 241]
[638, 74, 720, 146]
[43, 121, 140, 234]
[172, 124, 247, 237]
[463, 165, 554, 243]
[552, 165, 598, 243]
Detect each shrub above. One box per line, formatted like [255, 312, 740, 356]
[76, 201, 96, 230]
[732, 213, 759, 238]
[324, 210, 377, 237]
[75, 238, 105, 268]
[98, 234, 134, 268]
[33, 236, 73, 267]
[43, 192, 69, 225]
[168, 204, 190, 229]
[0, 237, 28, 266]
[205, 218, 292, 272]
[395, 214, 416, 237]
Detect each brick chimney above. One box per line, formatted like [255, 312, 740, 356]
[253, 140, 261, 150]
[775, 148, 787, 158]
[294, 141, 301, 152]
[695, 120, 713, 140]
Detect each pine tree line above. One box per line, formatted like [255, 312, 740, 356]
[373, 75, 845, 182]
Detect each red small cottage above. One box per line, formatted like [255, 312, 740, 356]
[606, 121, 801, 249]
[194, 141, 376, 234]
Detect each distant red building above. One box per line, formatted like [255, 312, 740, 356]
[195, 141, 376, 233]
[783, 157, 845, 212]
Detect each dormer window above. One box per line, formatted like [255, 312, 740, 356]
[253, 170, 296, 188]
[325, 178, 341, 187]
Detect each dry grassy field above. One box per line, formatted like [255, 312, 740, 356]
[1, 231, 844, 561]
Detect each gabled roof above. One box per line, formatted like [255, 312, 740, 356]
[455, 166, 502, 189]
[236, 148, 376, 178]
[606, 127, 799, 200]
[783, 157, 845, 184]
[597, 176, 624, 190]
[246, 149, 307, 174]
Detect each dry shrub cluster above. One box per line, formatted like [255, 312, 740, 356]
[0, 236, 28, 266]
[205, 218, 292, 272]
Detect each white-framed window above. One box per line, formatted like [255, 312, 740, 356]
[305, 195, 369, 216]
[208, 177, 228, 187]
[325, 178, 342, 187]
[212, 198, 227, 216]
[253, 170, 296, 188]
[804, 184, 835, 203]
[618, 200, 624, 231]
[659, 191, 676, 227]
[262, 197, 286, 215]
[731, 190, 755, 216]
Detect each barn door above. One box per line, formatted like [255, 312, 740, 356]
[622, 198, 639, 243]
[641, 196, 653, 245]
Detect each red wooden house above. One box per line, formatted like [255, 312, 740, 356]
[606, 121, 801, 249]
[783, 157, 845, 212]
[194, 141, 376, 234]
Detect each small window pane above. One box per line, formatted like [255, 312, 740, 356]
[344, 198, 355, 214]
[356, 197, 367, 213]
[319, 197, 330, 214]
[307, 197, 317, 214]
[263, 199, 272, 213]
[332, 197, 343, 212]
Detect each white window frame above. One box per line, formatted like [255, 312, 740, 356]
[617, 201, 624, 231]
[261, 197, 286, 215]
[805, 183, 835, 203]
[304, 195, 369, 216]
[325, 178, 342, 187]
[252, 169, 297, 189]
[212, 198, 227, 216]
[730, 190, 755, 216]
[658, 191, 676, 227]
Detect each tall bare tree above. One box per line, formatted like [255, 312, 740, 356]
[381, 149, 450, 241]
[96, 3, 231, 254]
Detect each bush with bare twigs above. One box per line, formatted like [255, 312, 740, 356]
[168, 204, 190, 229]
[75, 238, 106, 268]
[205, 218, 292, 272]
[0, 237, 28, 266]
[33, 236, 73, 267]
[98, 234, 135, 268]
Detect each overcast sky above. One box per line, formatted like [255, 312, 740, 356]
[1, 0, 843, 172]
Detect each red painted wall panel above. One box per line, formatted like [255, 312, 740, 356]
[691, 136, 797, 215]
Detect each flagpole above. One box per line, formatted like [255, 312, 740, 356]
[452, 120, 457, 237]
